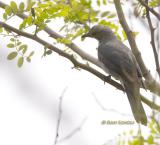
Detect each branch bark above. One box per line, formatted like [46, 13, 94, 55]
[1, 1, 160, 97]
[0, 1, 102, 69]
[0, 21, 123, 90]
[113, 0, 160, 97]
[138, 0, 160, 21]
[0, 1, 160, 111]
[54, 87, 68, 145]
[145, 0, 160, 78]
[0, 21, 160, 111]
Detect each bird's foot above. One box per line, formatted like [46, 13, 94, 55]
[103, 75, 111, 84]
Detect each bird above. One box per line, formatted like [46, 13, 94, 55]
[82, 25, 147, 125]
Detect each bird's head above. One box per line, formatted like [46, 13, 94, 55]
[82, 25, 115, 41]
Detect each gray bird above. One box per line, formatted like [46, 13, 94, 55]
[82, 25, 147, 125]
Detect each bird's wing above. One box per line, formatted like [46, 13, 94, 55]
[98, 40, 147, 125]
[98, 41, 137, 82]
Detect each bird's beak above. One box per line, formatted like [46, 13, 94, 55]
[81, 32, 92, 39]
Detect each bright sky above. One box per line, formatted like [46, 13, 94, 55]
[0, 0, 158, 145]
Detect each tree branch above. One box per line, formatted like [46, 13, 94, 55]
[113, 0, 160, 97]
[141, 94, 160, 111]
[145, 0, 160, 78]
[138, 0, 160, 21]
[58, 117, 88, 143]
[92, 93, 131, 116]
[1, 0, 160, 97]
[114, 0, 149, 77]
[0, 1, 102, 69]
[0, 21, 123, 90]
[0, 21, 160, 111]
[54, 87, 68, 145]
[44, 26, 103, 68]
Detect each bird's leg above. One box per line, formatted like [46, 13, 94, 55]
[107, 75, 111, 79]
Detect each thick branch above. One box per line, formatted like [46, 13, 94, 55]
[0, 1, 102, 69]
[114, 0, 149, 77]
[113, 0, 160, 97]
[138, 0, 160, 20]
[141, 95, 160, 111]
[1, 0, 160, 97]
[0, 21, 160, 111]
[145, 0, 160, 78]
[0, 21, 123, 91]
[44, 26, 103, 68]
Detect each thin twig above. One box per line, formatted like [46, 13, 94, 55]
[141, 94, 160, 111]
[1, 1, 160, 97]
[114, 0, 149, 78]
[0, 33, 18, 37]
[145, 0, 160, 78]
[92, 93, 132, 117]
[138, 0, 160, 20]
[58, 117, 88, 143]
[0, 21, 159, 111]
[113, 0, 160, 97]
[54, 87, 68, 145]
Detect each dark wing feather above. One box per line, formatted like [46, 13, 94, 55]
[98, 41, 136, 81]
[98, 40, 147, 125]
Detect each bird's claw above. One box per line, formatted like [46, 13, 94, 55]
[104, 75, 111, 84]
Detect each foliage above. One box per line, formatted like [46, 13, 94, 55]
[1, 0, 123, 67]
[115, 114, 160, 145]
[5, 37, 34, 67]
[149, 0, 160, 7]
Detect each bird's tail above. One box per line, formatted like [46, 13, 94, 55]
[124, 82, 147, 126]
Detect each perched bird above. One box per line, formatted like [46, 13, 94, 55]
[82, 25, 147, 125]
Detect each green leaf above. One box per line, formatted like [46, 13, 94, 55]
[17, 57, 24, 67]
[38, 2, 52, 8]
[103, 0, 107, 5]
[19, 2, 25, 11]
[57, 38, 72, 44]
[28, 51, 34, 57]
[131, 139, 140, 145]
[122, 30, 127, 41]
[19, 18, 27, 30]
[18, 44, 28, 51]
[26, 1, 35, 11]
[101, 11, 110, 17]
[3, 13, 7, 20]
[7, 51, 18, 60]
[22, 47, 27, 54]
[7, 43, 15, 48]
[27, 15, 33, 25]
[10, 38, 15, 41]
[148, 135, 154, 144]
[5, 6, 12, 16]
[45, 20, 51, 23]
[0, 27, 3, 33]
[149, 0, 160, 7]
[17, 42, 22, 46]
[97, 0, 100, 6]
[10, 1, 18, 13]
[26, 57, 31, 62]
[107, 13, 116, 19]
[46, 50, 52, 55]
[132, 31, 139, 37]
